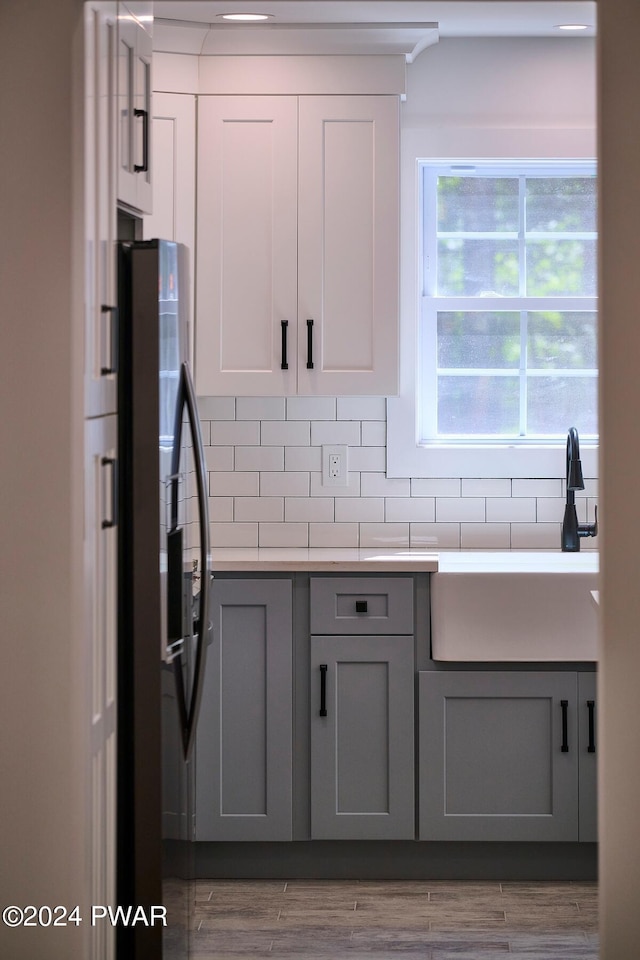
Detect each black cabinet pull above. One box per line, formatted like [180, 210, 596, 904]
[355, 600, 368, 613]
[306, 318, 314, 369]
[281, 320, 289, 370]
[587, 700, 596, 753]
[561, 699, 569, 753]
[134, 107, 149, 173]
[319, 664, 328, 717]
[100, 456, 118, 529]
[100, 304, 119, 376]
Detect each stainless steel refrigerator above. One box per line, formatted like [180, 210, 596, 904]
[117, 239, 211, 959]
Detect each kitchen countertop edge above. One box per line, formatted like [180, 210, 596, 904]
[210, 548, 440, 572]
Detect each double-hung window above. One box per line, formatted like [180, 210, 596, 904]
[420, 161, 598, 444]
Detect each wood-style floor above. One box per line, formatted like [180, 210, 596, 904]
[193, 879, 598, 959]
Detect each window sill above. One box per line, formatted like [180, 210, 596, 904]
[386, 395, 598, 479]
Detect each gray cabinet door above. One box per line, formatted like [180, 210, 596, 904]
[196, 579, 293, 841]
[310, 635, 414, 840]
[578, 671, 598, 842]
[419, 671, 579, 842]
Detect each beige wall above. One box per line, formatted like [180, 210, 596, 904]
[0, 0, 87, 956]
[598, 0, 640, 955]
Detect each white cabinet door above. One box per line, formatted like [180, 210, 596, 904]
[84, 414, 118, 960]
[297, 96, 399, 396]
[143, 92, 196, 366]
[196, 95, 399, 397]
[196, 96, 298, 396]
[117, 2, 152, 214]
[85, 1, 118, 418]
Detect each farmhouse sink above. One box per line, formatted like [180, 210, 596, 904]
[431, 551, 599, 662]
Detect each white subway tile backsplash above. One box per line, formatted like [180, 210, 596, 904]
[309, 523, 359, 548]
[349, 446, 386, 472]
[337, 397, 386, 421]
[310, 472, 361, 497]
[236, 396, 285, 421]
[210, 472, 259, 497]
[436, 498, 485, 522]
[205, 445, 234, 472]
[511, 523, 560, 550]
[198, 397, 235, 420]
[536, 497, 567, 523]
[211, 420, 260, 446]
[411, 478, 461, 498]
[198, 420, 211, 445]
[259, 522, 308, 547]
[262, 420, 310, 446]
[361, 473, 410, 497]
[361, 422, 386, 447]
[359, 523, 409, 548]
[260, 472, 310, 497]
[211, 522, 258, 548]
[208, 497, 233, 522]
[461, 523, 511, 550]
[462, 479, 511, 498]
[486, 498, 536, 523]
[201, 395, 599, 551]
[335, 498, 384, 523]
[311, 420, 361, 447]
[410, 523, 460, 549]
[385, 497, 435, 522]
[284, 446, 322, 472]
[512, 479, 562, 498]
[286, 397, 336, 421]
[235, 445, 284, 472]
[234, 497, 284, 522]
[285, 497, 334, 522]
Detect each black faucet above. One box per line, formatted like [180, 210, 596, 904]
[561, 426, 598, 551]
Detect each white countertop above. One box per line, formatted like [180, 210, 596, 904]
[210, 548, 439, 572]
[210, 548, 599, 574]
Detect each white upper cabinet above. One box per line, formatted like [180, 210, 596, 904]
[117, 2, 152, 214]
[85, 1, 118, 418]
[297, 96, 399, 396]
[196, 96, 298, 396]
[143, 92, 196, 366]
[196, 94, 399, 397]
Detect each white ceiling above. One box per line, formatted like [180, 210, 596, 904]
[153, 1, 596, 58]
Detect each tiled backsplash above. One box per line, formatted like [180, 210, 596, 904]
[198, 396, 599, 551]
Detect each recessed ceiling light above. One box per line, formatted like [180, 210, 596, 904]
[219, 12, 273, 21]
[556, 24, 590, 31]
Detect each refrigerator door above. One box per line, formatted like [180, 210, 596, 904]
[118, 239, 210, 959]
[167, 361, 211, 759]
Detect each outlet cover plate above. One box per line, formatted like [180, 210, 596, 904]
[322, 445, 348, 487]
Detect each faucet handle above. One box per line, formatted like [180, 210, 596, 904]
[578, 504, 598, 540]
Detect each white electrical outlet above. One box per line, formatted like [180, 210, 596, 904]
[322, 445, 348, 487]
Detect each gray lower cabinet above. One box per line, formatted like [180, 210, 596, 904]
[418, 671, 581, 842]
[578, 671, 598, 842]
[310, 634, 415, 840]
[196, 578, 293, 841]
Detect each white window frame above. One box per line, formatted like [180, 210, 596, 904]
[387, 151, 599, 479]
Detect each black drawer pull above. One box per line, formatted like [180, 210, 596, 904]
[587, 699, 596, 753]
[319, 664, 328, 717]
[100, 304, 119, 376]
[134, 107, 149, 172]
[561, 700, 569, 753]
[355, 600, 368, 614]
[101, 456, 118, 529]
[280, 319, 289, 370]
[306, 318, 314, 369]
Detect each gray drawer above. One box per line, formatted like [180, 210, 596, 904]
[310, 577, 413, 635]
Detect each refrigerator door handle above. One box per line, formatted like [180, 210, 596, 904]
[170, 361, 211, 759]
